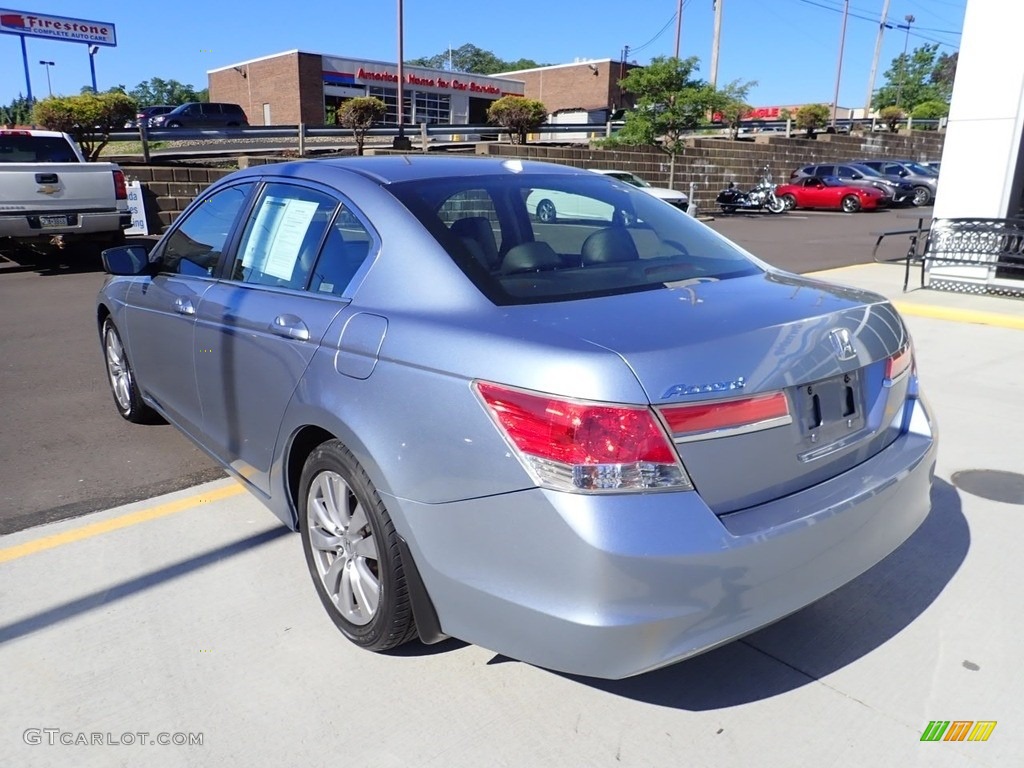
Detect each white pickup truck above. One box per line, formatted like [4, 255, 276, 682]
[0, 129, 131, 253]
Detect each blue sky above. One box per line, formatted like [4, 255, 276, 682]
[1, 0, 966, 110]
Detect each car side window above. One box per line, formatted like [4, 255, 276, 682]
[231, 183, 339, 290]
[815, 165, 834, 177]
[160, 183, 255, 276]
[308, 206, 375, 297]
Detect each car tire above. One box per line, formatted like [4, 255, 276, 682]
[299, 439, 417, 652]
[102, 317, 159, 424]
[841, 195, 861, 213]
[912, 186, 932, 206]
[781, 193, 797, 210]
[536, 199, 557, 223]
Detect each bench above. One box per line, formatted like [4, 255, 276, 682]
[873, 216, 1024, 292]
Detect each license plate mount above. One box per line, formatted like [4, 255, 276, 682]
[39, 215, 71, 228]
[796, 370, 865, 448]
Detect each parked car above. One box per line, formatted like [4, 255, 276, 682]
[919, 160, 942, 174]
[125, 105, 175, 128]
[150, 102, 249, 129]
[96, 156, 936, 680]
[590, 169, 689, 211]
[853, 160, 937, 206]
[775, 175, 886, 212]
[790, 163, 915, 206]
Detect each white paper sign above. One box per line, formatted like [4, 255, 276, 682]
[124, 180, 148, 236]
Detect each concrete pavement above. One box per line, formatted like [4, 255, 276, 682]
[1, 264, 1021, 767]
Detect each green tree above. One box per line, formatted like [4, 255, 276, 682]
[607, 56, 718, 185]
[795, 103, 830, 137]
[407, 44, 546, 74]
[0, 94, 35, 127]
[335, 97, 386, 155]
[714, 79, 758, 140]
[879, 106, 906, 133]
[32, 91, 136, 160]
[486, 96, 547, 144]
[873, 43, 950, 110]
[910, 100, 949, 127]
[128, 78, 205, 107]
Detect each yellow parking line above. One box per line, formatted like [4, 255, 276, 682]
[0, 483, 245, 565]
[893, 301, 1024, 330]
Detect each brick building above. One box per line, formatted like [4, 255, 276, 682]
[494, 59, 641, 121]
[208, 50, 524, 127]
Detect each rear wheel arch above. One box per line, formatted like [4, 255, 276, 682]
[286, 425, 337, 527]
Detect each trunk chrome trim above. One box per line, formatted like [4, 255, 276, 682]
[671, 414, 793, 444]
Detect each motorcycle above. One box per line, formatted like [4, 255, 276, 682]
[716, 166, 787, 214]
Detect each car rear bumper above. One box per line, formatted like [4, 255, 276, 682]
[0, 210, 130, 240]
[391, 395, 937, 679]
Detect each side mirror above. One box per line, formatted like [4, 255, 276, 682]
[899, 170, 909, 177]
[851, 173, 862, 179]
[101, 244, 152, 276]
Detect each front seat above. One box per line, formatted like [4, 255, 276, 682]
[581, 227, 640, 266]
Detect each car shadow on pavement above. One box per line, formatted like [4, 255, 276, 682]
[0, 527, 289, 644]
[558, 478, 968, 709]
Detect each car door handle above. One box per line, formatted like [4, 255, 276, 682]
[270, 314, 310, 341]
[173, 298, 195, 316]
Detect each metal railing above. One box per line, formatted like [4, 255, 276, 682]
[94, 115, 945, 161]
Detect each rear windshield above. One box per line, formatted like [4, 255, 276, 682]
[0, 134, 78, 163]
[386, 172, 761, 305]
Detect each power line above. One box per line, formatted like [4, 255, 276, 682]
[793, 0, 959, 48]
[628, 0, 694, 56]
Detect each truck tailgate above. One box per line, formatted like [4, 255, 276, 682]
[0, 163, 120, 213]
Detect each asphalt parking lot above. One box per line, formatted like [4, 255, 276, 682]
[2, 232, 1022, 764]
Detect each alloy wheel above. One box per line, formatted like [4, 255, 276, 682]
[306, 470, 380, 626]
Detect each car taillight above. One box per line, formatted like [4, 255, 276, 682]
[475, 381, 692, 493]
[885, 345, 912, 381]
[659, 392, 791, 443]
[112, 169, 127, 200]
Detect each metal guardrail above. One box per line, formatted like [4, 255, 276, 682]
[95, 115, 944, 161]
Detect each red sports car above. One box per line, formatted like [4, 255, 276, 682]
[775, 175, 885, 212]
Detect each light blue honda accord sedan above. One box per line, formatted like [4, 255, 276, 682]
[97, 156, 937, 679]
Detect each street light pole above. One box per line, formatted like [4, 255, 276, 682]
[895, 14, 915, 108]
[88, 45, 99, 92]
[39, 60, 55, 97]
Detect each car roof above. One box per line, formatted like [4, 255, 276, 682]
[222, 156, 596, 187]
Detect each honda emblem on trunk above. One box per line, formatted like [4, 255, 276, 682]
[828, 328, 857, 361]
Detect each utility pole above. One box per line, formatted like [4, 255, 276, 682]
[895, 15, 915, 108]
[830, 0, 849, 128]
[673, 0, 683, 58]
[710, 0, 724, 88]
[865, 0, 891, 117]
[393, 0, 411, 149]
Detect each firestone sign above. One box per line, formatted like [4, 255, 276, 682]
[0, 8, 117, 46]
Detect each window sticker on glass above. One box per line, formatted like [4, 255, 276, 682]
[241, 196, 319, 281]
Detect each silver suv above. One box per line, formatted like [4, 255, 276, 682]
[853, 160, 937, 206]
[150, 102, 249, 129]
